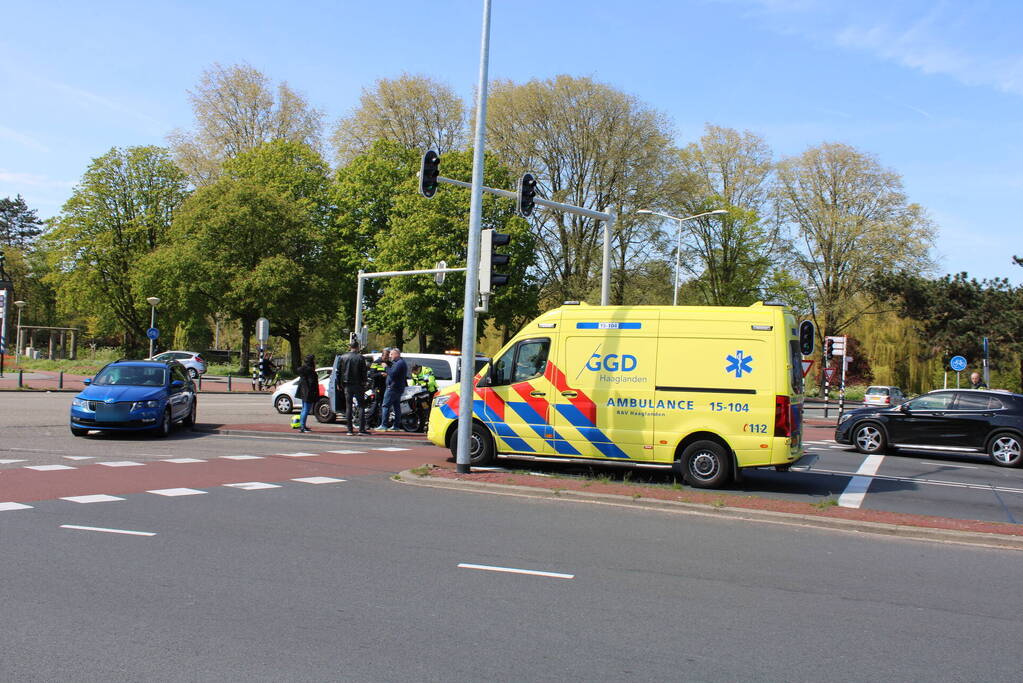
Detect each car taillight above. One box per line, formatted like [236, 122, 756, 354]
[774, 395, 792, 437]
[883, 397, 890, 404]
[195, 355, 204, 363]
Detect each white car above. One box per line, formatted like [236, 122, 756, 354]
[271, 367, 332, 414]
[149, 351, 207, 379]
[372, 352, 491, 389]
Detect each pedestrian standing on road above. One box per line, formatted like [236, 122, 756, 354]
[295, 354, 320, 432]
[376, 348, 408, 431]
[340, 340, 370, 435]
[970, 372, 988, 389]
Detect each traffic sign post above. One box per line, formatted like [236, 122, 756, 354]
[256, 317, 269, 352]
[950, 355, 967, 388]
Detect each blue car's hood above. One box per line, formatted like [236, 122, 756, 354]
[77, 385, 165, 403]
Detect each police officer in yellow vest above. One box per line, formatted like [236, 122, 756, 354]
[410, 364, 438, 394]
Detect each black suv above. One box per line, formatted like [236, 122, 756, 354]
[835, 389, 1023, 467]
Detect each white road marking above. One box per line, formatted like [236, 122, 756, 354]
[0, 459, 28, 464]
[219, 455, 263, 460]
[0, 502, 33, 511]
[162, 458, 204, 464]
[373, 447, 410, 452]
[327, 449, 365, 454]
[838, 454, 885, 508]
[97, 461, 144, 467]
[224, 482, 282, 491]
[457, 563, 574, 579]
[63, 456, 94, 460]
[291, 476, 346, 484]
[61, 494, 126, 504]
[61, 524, 155, 537]
[920, 461, 978, 469]
[799, 467, 1023, 495]
[25, 464, 76, 471]
[147, 488, 207, 497]
[279, 452, 319, 457]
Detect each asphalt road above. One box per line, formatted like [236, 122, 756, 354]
[4, 470, 1022, 681]
[4, 392, 1023, 525]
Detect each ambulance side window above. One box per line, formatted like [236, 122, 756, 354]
[489, 339, 549, 386]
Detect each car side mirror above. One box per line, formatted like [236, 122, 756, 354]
[83, 378, 91, 385]
[171, 379, 184, 389]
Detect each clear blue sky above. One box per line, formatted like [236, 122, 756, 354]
[2, 0, 1020, 282]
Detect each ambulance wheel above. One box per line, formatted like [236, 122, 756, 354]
[314, 397, 336, 423]
[680, 440, 731, 489]
[450, 422, 495, 466]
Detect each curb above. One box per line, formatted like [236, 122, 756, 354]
[394, 470, 1023, 552]
[194, 425, 431, 448]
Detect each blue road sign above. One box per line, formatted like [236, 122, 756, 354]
[949, 355, 967, 372]
[146, 327, 160, 341]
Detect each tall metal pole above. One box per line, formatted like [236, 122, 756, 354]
[672, 218, 683, 306]
[600, 214, 615, 306]
[455, 0, 492, 474]
[353, 270, 365, 344]
[149, 304, 157, 357]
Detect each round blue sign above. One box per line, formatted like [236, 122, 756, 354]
[949, 355, 967, 372]
[146, 327, 160, 341]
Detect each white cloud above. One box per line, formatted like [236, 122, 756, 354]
[0, 170, 75, 189]
[0, 125, 49, 153]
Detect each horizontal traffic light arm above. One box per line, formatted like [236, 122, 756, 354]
[437, 175, 613, 222]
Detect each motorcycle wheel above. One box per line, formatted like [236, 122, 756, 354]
[400, 411, 420, 432]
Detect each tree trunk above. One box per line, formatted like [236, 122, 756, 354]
[394, 328, 404, 351]
[239, 315, 255, 374]
[282, 322, 302, 370]
[418, 331, 427, 354]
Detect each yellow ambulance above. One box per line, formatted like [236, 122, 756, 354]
[428, 302, 805, 488]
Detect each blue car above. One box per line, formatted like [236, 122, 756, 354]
[70, 360, 197, 437]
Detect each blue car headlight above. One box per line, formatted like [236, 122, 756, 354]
[131, 400, 160, 411]
[72, 398, 92, 411]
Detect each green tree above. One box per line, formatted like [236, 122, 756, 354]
[331, 73, 467, 166]
[0, 195, 45, 247]
[332, 141, 539, 349]
[486, 75, 673, 304]
[775, 142, 935, 346]
[168, 63, 324, 186]
[45, 146, 188, 353]
[659, 125, 781, 306]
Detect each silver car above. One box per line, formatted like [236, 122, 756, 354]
[863, 385, 906, 407]
[150, 351, 208, 379]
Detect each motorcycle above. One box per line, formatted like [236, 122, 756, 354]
[315, 387, 378, 426]
[397, 385, 433, 432]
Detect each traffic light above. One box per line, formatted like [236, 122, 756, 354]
[479, 228, 510, 295]
[419, 150, 440, 198]
[799, 320, 815, 356]
[825, 338, 834, 361]
[517, 173, 537, 217]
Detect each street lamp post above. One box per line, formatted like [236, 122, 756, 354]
[13, 300, 26, 357]
[636, 209, 728, 305]
[146, 297, 160, 357]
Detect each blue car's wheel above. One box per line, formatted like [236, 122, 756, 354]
[155, 409, 172, 438]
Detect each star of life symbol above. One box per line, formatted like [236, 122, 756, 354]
[725, 350, 753, 378]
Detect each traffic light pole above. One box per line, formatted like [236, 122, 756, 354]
[437, 175, 617, 304]
[353, 266, 468, 344]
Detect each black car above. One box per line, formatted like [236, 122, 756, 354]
[835, 389, 1023, 467]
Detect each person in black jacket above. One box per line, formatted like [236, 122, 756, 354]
[295, 354, 319, 432]
[339, 340, 370, 434]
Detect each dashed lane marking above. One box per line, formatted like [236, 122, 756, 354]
[457, 563, 575, 579]
[373, 447, 410, 452]
[163, 458, 204, 464]
[223, 482, 282, 491]
[920, 462, 978, 469]
[147, 488, 207, 497]
[279, 452, 319, 457]
[0, 502, 33, 512]
[25, 464, 76, 471]
[327, 450, 365, 454]
[61, 524, 155, 537]
[0, 459, 28, 464]
[291, 477, 346, 485]
[61, 494, 126, 504]
[97, 461, 144, 467]
[63, 456, 95, 460]
[219, 455, 263, 460]
[838, 454, 885, 508]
